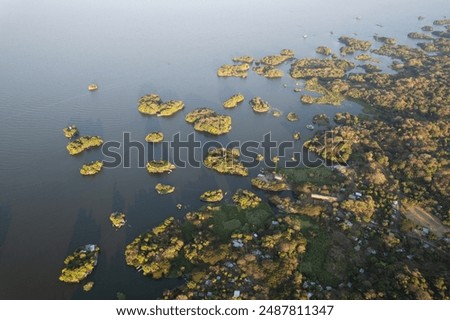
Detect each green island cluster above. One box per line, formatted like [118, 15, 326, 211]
[60, 21, 450, 299]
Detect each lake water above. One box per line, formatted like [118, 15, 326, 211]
[0, 0, 447, 299]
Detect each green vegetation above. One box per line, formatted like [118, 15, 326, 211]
[252, 65, 284, 78]
[251, 177, 289, 192]
[286, 112, 299, 122]
[109, 212, 126, 229]
[63, 125, 78, 138]
[280, 167, 344, 186]
[232, 189, 261, 209]
[338, 36, 372, 54]
[203, 148, 248, 176]
[223, 94, 244, 109]
[146, 160, 176, 174]
[290, 58, 354, 79]
[125, 217, 185, 279]
[232, 55, 254, 64]
[145, 132, 164, 143]
[80, 161, 103, 176]
[185, 108, 232, 135]
[250, 97, 271, 113]
[259, 49, 294, 66]
[297, 217, 339, 286]
[138, 94, 184, 116]
[83, 282, 94, 292]
[217, 63, 250, 78]
[312, 113, 330, 126]
[155, 183, 175, 195]
[303, 78, 345, 106]
[200, 189, 224, 202]
[66, 136, 103, 155]
[59, 245, 99, 283]
[316, 46, 332, 56]
[408, 32, 433, 40]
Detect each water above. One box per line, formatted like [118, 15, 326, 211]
[0, 0, 447, 299]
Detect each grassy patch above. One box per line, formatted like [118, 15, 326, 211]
[281, 166, 344, 186]
[297, 216, 340, 286]
[211, 203, 273, 241]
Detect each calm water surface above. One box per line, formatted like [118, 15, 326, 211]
[0, 0, 447, 299]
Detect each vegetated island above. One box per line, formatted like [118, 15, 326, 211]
[80, 161, 103, 176]
[200, 189, 224, 203]
[185, 108, 232, 135]
[146, 160, 176, 174]
[59, 245, 99, 283]
[145, 132, 164, 143]
[110, 212, 127, 229]
[63, 125, 78, 138]
[66, 136, 103, 155]
[155, 183, 175, 195]
[138, 94, 184, 117]
[223, 94, 244, 109]
[203, 148, 248, 176]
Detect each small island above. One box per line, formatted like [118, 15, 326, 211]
[200, 189, 224, 202]
[185, 108, 232, 135]
[203, 148, 248, 176]
[59, 245, 99, 283]
[88, 83, 98, 91]
[252, 65, 284, 78]
[312, 113, 330, 126]
[80, 161, 103, 176]
[83, 282, 94, 292]
[146, 160, 176, 174]
[286, 112, 299, 121]
[66, 136, 103, 155]
[223, 94, 244, 109]
[145, 132, 164, 143]
[250, 97, 271, 113]
[258, 49, 295, 66]
[63, 125, 78, 139]
[232, 55, 254, 64]
[217, 63, 250, 78]
[155, 183, 175, 195]
[110, 212, 127, 229]
[316, 46, 332, 56]
[138, 94, 184, 117]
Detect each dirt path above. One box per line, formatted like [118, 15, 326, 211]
[402, 205, 450, 238]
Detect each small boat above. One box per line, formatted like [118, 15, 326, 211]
[306, 124, 315, 130]
[88, 83, 98, 91]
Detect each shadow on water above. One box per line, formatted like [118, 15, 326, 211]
[66, 208, 102, 251]
[0, 204, 12, 248]
[112, 183, 126, 212]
